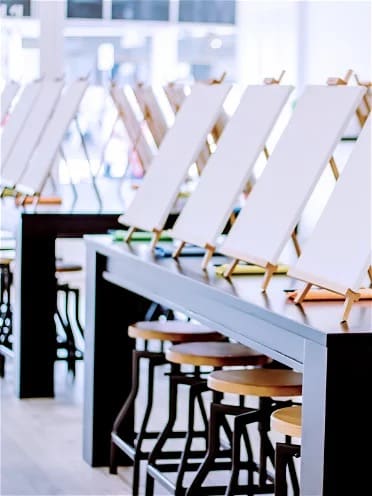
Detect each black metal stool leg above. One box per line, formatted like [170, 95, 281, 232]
[258, 397, 276, 488]
[225, 410, 261, 496]
[186, 402, 225, 495]
[132, 355, 162, 495]
[274, 442, 301, 496]
[174, 381, 209, 493]
[110, 349, 142, 474]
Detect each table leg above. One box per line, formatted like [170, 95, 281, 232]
[14, 217, 56, 398]
[301, 338, 372, 495]
[83, 249, 151, 466]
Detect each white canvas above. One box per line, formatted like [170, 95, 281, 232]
[110, 84, 154, 171]
[1, 79, 64, 187]
[171, 85, 294, 248]
[119, 82, 232, 232]
[288, 116, 371, 295]
[220, 85, 366, 267]
[17, 79, 88, 194]
[1, 80, 20, 121]
[1, 80, 42, 169]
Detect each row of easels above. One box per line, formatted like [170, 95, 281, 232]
[116, 69, 371, 323]
[1, 77, 93, 207]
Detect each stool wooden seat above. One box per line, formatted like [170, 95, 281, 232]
[208, 368, 303, 397]
[129, 320, 223, 342]
[271, 405, 302, 438]
[271, 406, 302, 495]
[55, 262, 83, 272]
[166, 341, 270, 367]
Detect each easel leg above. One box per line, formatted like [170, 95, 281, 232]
[223, 259, 239, 278]
[172, 241, 185, 259]
[261, 263, 278, 292]
[150, 230, 161, 251]
[294, 283, 312, 304]
[341, 289, 360, 323]
[291, 230, 301, 257]
[201, 245, 215, 271]
[368, 266, 372, 285]
[125, 226, 136, 243]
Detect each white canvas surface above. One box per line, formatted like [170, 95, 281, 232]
[288, 116, 371, 294]
[17, 79, 88, 194]
[1, 79, 64, 187]
[220, 85, 366, 267]
[1, 80, 42, 170]
[1, 81, 20, 121]
[110, 84, 154, 171]
[171, 85, 294, 248]
[119, 83, 232, 232]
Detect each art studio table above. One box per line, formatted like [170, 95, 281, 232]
[83, 235, 372, 496]
[14, 211, 123, 398]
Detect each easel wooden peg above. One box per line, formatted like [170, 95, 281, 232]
[327, 69, 353, 86]
[261, 262, 278, 292]
[125, 226, 136, 243]
[291, 230, 302, 257]
[263, 69, 286, 85]
[201, 243, 215, 271]
[341, 288, 361, 323]
[368, 265, 372, 285]
[172, 241, 186, 259]
[223, 258, 239, 278]
[209, 71, 227, 85]
[150, 229, 162, 251]
[294, 282, 312, 304]
[354, 73, 371, 127]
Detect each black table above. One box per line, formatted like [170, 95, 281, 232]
[14, 212, 123, 398]
[83, 235, 372, 495]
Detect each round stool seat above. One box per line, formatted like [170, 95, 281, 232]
[271, 405, 302, 438]
[166, 341, 270, 367]
[128, 321, 223, 342]
[0, 257, 13, 265]
[208, 369, 302, 397]
[56, 261, 83, 272]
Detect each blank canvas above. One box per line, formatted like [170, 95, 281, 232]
[220, 85, 366, 267]
[1, 79, 64, 187]
[17, 79, 88, 194]
[171, 85, 293, 248]
[1, 80, 42, 169]
[288, 116, 371, 295]
[110, 84, 154, 171]
[119, 82, 232, 232]
[1, 80, 20, 122]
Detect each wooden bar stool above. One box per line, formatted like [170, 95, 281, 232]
[110, 320, 223, 495]
[186, 368, 302, 495]
[55, 261, 84, 375]
[145, 341, 271, 495]
[0, 256, 13, 377]
[271, 406, 302, 496]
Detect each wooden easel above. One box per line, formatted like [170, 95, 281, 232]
[289, 117, 371, 322]
[220, 83, 366, 291]
[133, 82, 168, 147]
[354, 73, 371, 127]
[104, 82, 154, 180]
[170, 76, 294, 269]
[119, 82, 232, 250]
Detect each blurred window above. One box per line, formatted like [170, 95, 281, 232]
[112, 0, 169, 21]
[67, 0, 103, 19]
[0, 0, 30, 16]
[179, 0, 235, 24]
